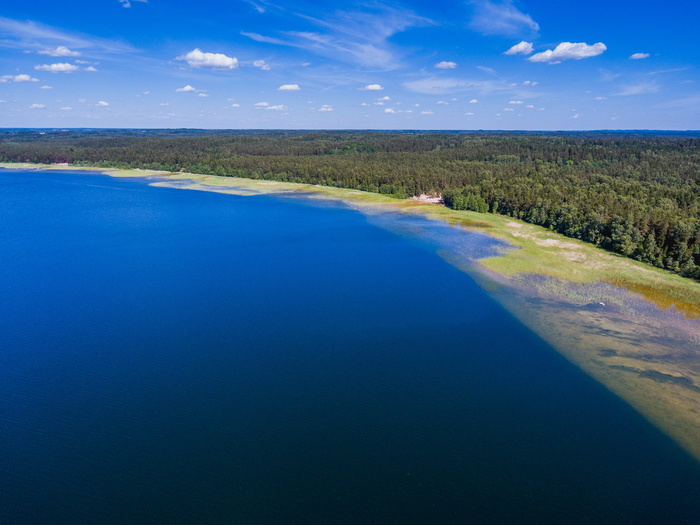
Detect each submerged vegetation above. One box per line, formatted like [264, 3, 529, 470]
[1, 129, 699, 280]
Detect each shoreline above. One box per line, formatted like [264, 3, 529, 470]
[3, 163, 700, 462]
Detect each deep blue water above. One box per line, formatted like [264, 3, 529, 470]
[1, 169, 700, 524]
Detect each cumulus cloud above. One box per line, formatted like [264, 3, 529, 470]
[266, 104, 288, 110]
[437, 100, 449, 105]
[522, 80, 538, 86]
[230, 103, 241, 107]
[60, 106, 72, 110]
[420, 110, 434, 115]
[41, 85, 52, 89]
[469, 0, 539, 37]
[197, 93, 209, 97]
[175, 85, 200, 93]
[29, 103, 45, 109]
[277, 84, 300, 91]
[319, 105, 333, 112]
[254, 102, 269, 107]
[376, 96, 391, 101]
[528, 42, 607, 64]
[508, 100, 523, 104]
[84, 66, 98, 72]
[176, 48, 238, 70]
[504, 41, 533, 55]
[571, 113, 580, 118]
[38, 46, 80, 57]
[360, 84, 383, 91]
[253, 59, 270, 70]
[595, 96, 607, 100]
[469, 99, 478, 103]
[97, 100, 109, 106]
[34, 62, 78, 73]
[629, 53, 650, 60]
[384, 108, 396, 113]
[435, 61, 457, 69]
[1, 73, 38, 83]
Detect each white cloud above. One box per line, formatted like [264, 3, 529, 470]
[278, 84, 300, 91]
[373, 101, 385, 106]
[384, 108, 396, 113]
[360, 102, 369, 106]
[528, 42, 607, 64]
[175, 85, 200, 92]
[176, 48, 238, 70]
[60, 106, 72, 110]
[197, 93, 209, 97]
[242, 6, 433, 70]
[84, 66, 98, 72]
[1, 73, 39, 83]
[361, 84, 383, 91]
[29, 103, 45, 109]
[38, 46, 80, 57]
[505, 41, 533, 55]
[469, 99, 478, 103]
[503, 107, 514, 111]
[595, 96, 607, 100]
[469, 1, 539, 37]
[253, 59, 271, 70]
[40, 85, 52, 89]
[376, 96, 391, 101]
[522, 80, 538, 86]
[629, 53, 650, 60]
[34, 62, 79, 73]
[437, 100, 449, 105]
[265, 104, 288, 110]
[508, 100, 523, 104]
[476, 65, 497, 76]
[525, 104, 534, 108]
[230, 103, 241, 107]
[119, 0, 147, 8]
[435, 61, 457, 69]
[97, 101, 109, 106]
[319, 105, 333, 112]
[420, 110, 434, 115]
[615, 83, 659, 96]
[571, 113, 580, 118]
[465, 112, 474, 115]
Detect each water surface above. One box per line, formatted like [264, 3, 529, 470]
[1, 169, 699, 524]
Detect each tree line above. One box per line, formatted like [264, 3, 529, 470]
[1, 129, 699, 280]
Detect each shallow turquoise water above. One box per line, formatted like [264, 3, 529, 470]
[1, 169, 699, 524]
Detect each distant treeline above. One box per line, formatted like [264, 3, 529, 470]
[2, 129, 700, 280]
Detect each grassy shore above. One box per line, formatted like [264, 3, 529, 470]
[4, 163, 700, 462]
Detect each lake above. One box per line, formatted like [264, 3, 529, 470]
[1, 169, 699, 524]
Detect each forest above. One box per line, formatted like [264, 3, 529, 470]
[1, 129, 699, 280]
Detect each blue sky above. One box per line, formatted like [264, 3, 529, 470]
[1, 0, 698, 130]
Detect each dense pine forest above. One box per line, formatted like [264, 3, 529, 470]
[2, 129, 700, 280]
